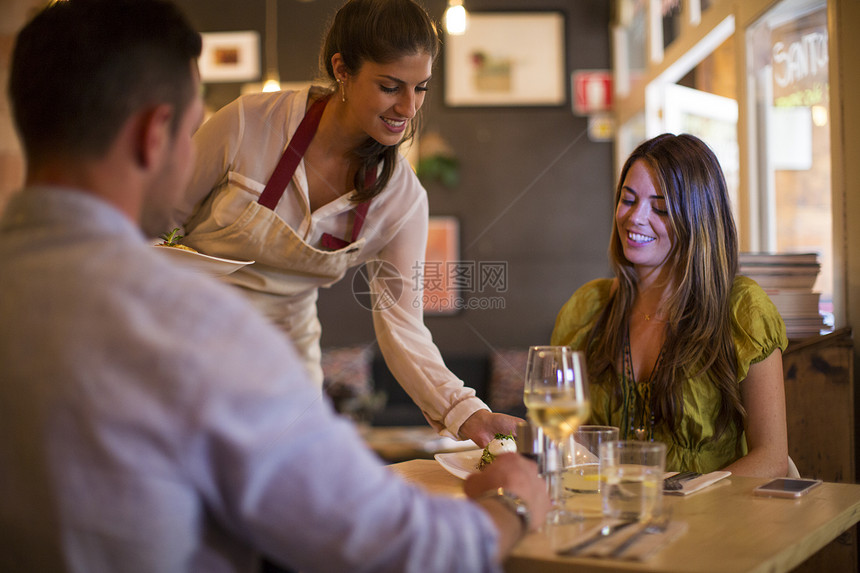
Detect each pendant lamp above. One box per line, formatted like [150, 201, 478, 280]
[444, 0, 468, 36]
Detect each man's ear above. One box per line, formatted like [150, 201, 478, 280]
[135, 104, 174, 170]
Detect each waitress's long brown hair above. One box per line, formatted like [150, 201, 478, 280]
[586, 133, 743, 439]
[320, 0, 440, 202]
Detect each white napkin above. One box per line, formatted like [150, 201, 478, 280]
[663, 470, 731, 496]
[571, 440, 599, 463]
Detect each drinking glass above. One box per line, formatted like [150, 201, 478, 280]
[523, 345, 590, 525]
[564, 425, 619, 494]
[600, 440, 666, 521]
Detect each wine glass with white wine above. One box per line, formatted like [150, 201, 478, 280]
[523, 345, 590, 525]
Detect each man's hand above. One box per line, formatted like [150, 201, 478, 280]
[464, 454, 549, 526]
[459, 410, 522, 448]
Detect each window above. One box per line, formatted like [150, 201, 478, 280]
[746, 0, 832, 321]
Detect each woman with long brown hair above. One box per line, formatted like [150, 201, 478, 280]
[552, 133, 789, 476]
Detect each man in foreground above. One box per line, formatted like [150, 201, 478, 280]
[0, 1, 548, 571]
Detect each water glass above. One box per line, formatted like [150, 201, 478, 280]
[600, 440, 666, 521]
[564, 425, 619, 494]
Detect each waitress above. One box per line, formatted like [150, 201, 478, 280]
[169, 0, 517, 447]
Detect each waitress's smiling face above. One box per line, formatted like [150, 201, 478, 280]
[615, 159, 675, 277]
[339, 51, 433, 147]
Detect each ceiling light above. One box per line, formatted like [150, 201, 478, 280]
[444, 0, 468, 36]
[263, 0, 281, 91]
[262, 78, 282, 92]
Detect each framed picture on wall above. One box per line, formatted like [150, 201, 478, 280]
[422, 217, 461, 315]
[444, 12, 566, 107]
[199, 31, 260, 83]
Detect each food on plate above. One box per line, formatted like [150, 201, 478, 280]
[477, 433, 516, 470]
[156, 228, 198, 253]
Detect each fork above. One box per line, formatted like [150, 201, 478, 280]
[608, 515, 671, 558]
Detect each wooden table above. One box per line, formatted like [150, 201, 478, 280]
[389, 459, 860, 573]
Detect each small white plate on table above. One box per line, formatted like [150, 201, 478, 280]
[436, 445, 593, 480]
[435, 449, 483, 480]
[154, 245, 254, 277]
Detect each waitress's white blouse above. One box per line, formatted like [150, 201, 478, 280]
[170, 87, 489, 438]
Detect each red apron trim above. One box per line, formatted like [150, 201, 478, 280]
[258, 95, 328, 210]
[320, 168, 375, 250]
[257, 93, 375, 251]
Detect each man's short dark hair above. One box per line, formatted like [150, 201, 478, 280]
[9, 0, 202, 163]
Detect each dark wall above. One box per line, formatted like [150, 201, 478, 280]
[176, 0, 614, 356]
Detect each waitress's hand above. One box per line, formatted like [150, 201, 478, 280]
[459, 410, 523, 448]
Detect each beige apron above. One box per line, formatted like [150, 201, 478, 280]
[184, 95, 371, 386]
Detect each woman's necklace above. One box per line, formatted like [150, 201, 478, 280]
[622, 329, 665, 441]
[635, 287, 670, 322]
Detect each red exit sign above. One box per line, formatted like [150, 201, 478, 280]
[572, 70, 613, 116]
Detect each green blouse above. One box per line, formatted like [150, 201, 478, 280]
[551, 276, 788, 473]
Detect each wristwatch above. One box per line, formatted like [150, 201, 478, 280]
[480, 487, 531, 533]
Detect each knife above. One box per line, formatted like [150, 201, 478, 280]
[609, 516, 671, 558]
[556, 520, 637, 556]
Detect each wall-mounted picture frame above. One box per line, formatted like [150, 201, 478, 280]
[422, 217, 461, 316]
[444, 12, 566, 107]
[199, 31, 260, 83]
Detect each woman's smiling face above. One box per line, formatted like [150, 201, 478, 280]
[615, 159, 675, 277]
[339, 51, 433, 147]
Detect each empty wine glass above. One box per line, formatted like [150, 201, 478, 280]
[523, 345, 590, 525]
